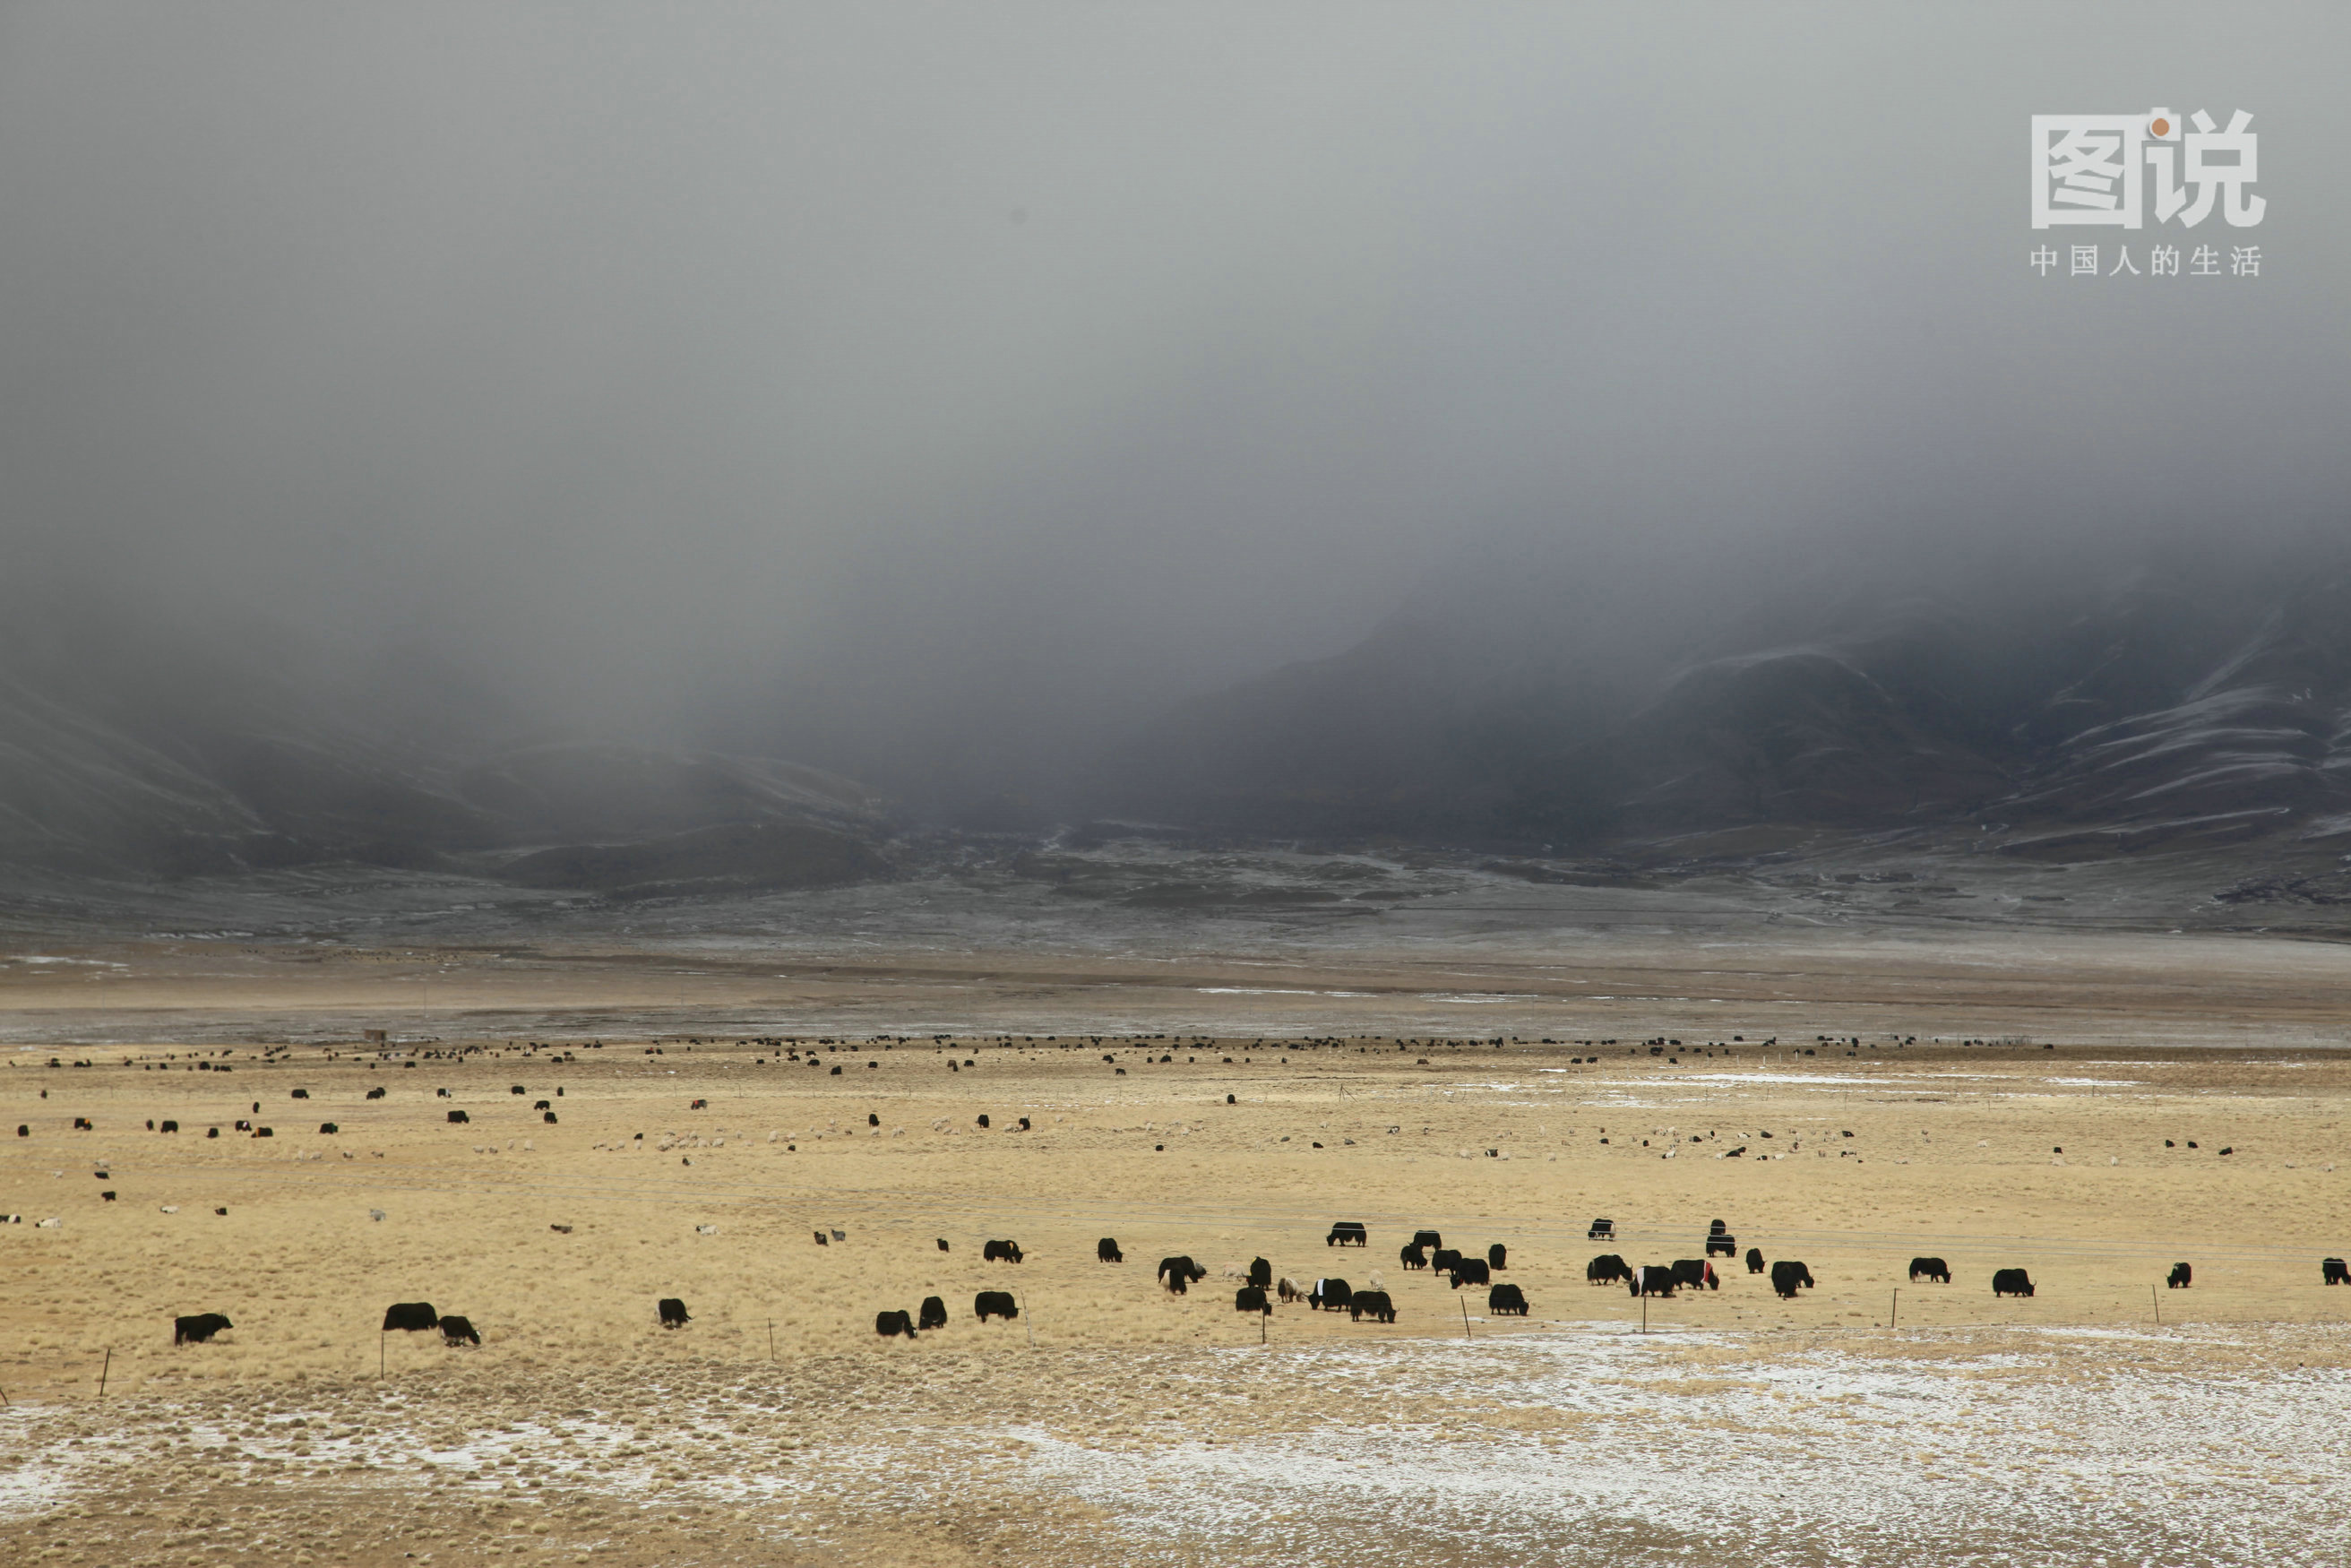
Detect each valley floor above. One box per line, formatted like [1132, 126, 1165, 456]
[2, 925, 2348, 1564]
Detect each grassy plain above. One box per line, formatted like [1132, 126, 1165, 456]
[2, 929, 2347, 1565]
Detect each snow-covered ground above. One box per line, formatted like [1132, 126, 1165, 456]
[10, 1325, 2337, 1566]
[1013, 1325, 2351, 1565]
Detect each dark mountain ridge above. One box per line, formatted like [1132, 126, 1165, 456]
[0, 607, 891, 893]
[9, 540, 2351, 894]
[1089, 544, 2351, 861]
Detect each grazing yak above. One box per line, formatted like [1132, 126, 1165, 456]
[1400, 1244, 1428, 1270]
[446, 1110, 469, 1124]
[439, 1315, 481, 1347]
[1248, 1257, 1272, 1289]
[1412, 1229, 1443, 1251]
[1277, 1276, 1307, 1303]
[658, 1297, 692, 1328]
[2325, 1258, 2350, 1286]
[1235, 1285, 1272, 1314]
[1909, 1257, 1951, 1284]
[365, 1088, 386, 1100]
[874, 1310, 917, 1339]
[1158, 1255, 1207, 1293]
[1746, 1247, 1766, 1274]
[1348, 1289, 1396, 1323]
[174, 1313, 233, 1345]
[1450, 1258, 1491, 1289]
[1487, 1243, 1508, 1271]
[1327, 1221, 1368, 1247]
[1586, 1254, 1632, 1285]
[1993, 1268, 2037, 1298]
[1097, 1236, 1123, 1263]
[2167, 1262, 2192, 1289]
[918, 1296, 948, 1330]
[1770, 1261, 1814, 1299]
[1588, 1218, 1615, 1240]
[1706, 1231, 1737, 1258]
[1488, 1283, 1529, 1316]
[1431, 1247, 1463, 1276]
[1631, 1266, 1680, 1297]
[382, 1302, 439, 1332]
[974, 1290, 1020, 1322]
[1670, 1259, 1718, 1291]
[1310, 1278, 1353, 1312]
[983, 1239, 1025, 1264]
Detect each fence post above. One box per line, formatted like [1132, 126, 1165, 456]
[97, 1348, 111, 1402]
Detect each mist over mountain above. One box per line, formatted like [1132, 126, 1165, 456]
[1089, 536, 2351, 861]
[4, 8, 2348, 907]
[0, 592, 888, 894]
[9, 531, 2351, 902]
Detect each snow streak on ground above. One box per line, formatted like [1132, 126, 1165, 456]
[1011, 1327, 2351, 1567]
[3, 1328, 2346, 1565]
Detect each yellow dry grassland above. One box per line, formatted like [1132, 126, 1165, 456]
[6, 1035, 2347, 1401]
[4, 933, 2349, 1567]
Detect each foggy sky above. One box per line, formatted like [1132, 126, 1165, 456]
[4, 4, 2347, 799]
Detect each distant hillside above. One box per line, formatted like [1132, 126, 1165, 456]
[0, 633, 895, 890]
[1089, 547, 2351, 861]
[13, 540, 2351, 893]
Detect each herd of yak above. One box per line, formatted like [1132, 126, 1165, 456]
[165, 1219, 2351, 1348]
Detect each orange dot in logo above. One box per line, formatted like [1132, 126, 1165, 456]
[2151, 117, 2170, 137]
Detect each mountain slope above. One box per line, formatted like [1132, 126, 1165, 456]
[1091, 549, 2351, 856]
[0, 663, 895, 888]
